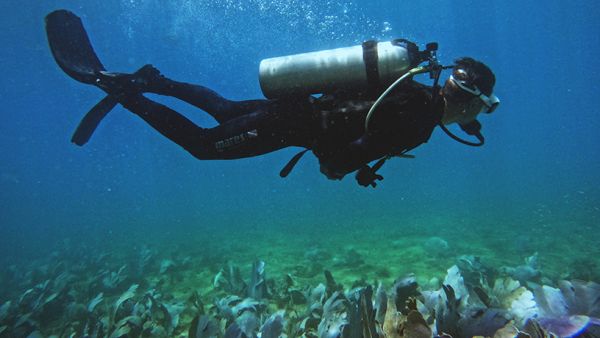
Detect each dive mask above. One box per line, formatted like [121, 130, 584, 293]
[449, 74, 500, 114]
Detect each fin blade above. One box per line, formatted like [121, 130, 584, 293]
[45, 9, 106, 84]
[280, 149, 309, 177]
[71, 95, 118, 146]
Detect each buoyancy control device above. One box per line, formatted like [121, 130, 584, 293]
[267, 39, 490, 179]
[259, 39, 436, 98]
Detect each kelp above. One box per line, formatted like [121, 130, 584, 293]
[260, 311, 285, 338]
[214, 262, 247, 296]
[102, 265, 128, 290]
[87, 292, 104, 313]
[390, 274, 419, 315]
[113, 284, 138, 320]
[2, 245, 600, 338]
[189, 314, 218, 338]
[248, 260, 267, 300]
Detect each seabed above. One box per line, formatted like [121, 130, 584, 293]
[1, 219, 599, 337]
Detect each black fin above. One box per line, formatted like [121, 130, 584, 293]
[280, 149, 309, 177]
[45, 9, 105, 84]
[71, 95, 118, 146]
[45, 10, 121, 146]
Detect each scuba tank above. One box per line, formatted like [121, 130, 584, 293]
[259, 39, 424, 98]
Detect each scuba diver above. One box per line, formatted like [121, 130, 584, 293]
[45, 10, 499, 188]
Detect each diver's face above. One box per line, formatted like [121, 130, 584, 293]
[441, 78, 485, 125]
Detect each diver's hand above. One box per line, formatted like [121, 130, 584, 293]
[356, 165, 383, 188]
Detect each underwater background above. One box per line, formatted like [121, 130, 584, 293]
[1, 0, 600, 337]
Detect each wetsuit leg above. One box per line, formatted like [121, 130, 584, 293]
[119, 94, 313, 160]
[119, 94, 207, 155]
[143, 75, 268, 124]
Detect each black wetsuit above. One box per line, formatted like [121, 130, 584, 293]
[118, 75, 444, 181]
[44, 10, 446, 184]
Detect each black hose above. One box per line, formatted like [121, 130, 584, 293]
[438, 123, 484, 147]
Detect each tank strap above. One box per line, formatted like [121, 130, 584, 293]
[391, 39, 421, 67]
[279, 149, 309, 177]
[362, 40, 380, 90]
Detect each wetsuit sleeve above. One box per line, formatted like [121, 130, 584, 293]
[318, 133, 384, 180]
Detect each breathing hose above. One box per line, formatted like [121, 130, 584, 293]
[438, 123, 484, 146]
[364, 66, 429, 133]
[364, 64, 484, 147]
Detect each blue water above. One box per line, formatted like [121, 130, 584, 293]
[1, 0, 599, 278]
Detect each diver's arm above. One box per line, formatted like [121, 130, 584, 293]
[318, 134, 386, 184]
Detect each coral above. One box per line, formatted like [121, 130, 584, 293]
[423, 236, 450, 257]
[500, 253, 541, 285]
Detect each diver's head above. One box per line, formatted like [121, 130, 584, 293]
[441, 57, 499, 125]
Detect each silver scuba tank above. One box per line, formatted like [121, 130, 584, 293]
[258, 40, 418, 98]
